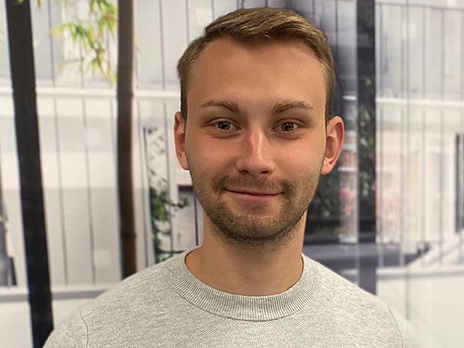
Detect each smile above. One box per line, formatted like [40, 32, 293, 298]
[225, 189, 281, 203]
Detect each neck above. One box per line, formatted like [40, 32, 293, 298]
[185, 214, 306, 296]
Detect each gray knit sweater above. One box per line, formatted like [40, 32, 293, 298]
[44, 251, 416, 347]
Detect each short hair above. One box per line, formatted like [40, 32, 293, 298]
[177, 7, 335, 123]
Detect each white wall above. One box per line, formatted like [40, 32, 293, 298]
[378, 265, 464, 348]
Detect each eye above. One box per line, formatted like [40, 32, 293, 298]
[214, 120, 237, 131]
[279, 122, 298, 132]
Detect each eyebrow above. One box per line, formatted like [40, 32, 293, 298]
[199, 99, 315, 114]
[199, 99, 240, 113]
[271, 100, 315, 114]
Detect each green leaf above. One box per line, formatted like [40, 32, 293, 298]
[50, 0, 117, 84]
[50, 23, 66, 36]
[89, 0, 97, 13]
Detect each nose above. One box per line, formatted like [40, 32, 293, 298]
[235, 128, 276, 177]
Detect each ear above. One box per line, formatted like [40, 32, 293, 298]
[174, 111, 189, 170]
[321, 116, 344, 175]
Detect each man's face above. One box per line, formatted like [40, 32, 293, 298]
[175, 38, 342, 248]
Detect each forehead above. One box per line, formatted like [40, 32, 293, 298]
[187, 38, 327, 116]
[192, 37, 322, 78]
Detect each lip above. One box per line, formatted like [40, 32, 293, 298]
[225, 189, 281, 203]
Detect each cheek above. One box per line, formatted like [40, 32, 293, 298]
[278, 142, 325, 179]
[281, 154, 317, 180]
[186, 138, 232, 175]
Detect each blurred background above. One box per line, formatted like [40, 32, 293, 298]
[1, 0, 463, 347]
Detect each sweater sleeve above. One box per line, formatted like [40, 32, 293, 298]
[43, 309, 88, 348]
[388, 307, 418, 348]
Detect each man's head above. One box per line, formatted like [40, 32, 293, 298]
[177, 7, 335, 123]
[174, 8, 344, 249]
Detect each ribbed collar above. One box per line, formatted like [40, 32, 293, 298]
[166, 249, 318, 321]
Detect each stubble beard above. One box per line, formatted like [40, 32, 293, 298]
[189, 165, 322, 249]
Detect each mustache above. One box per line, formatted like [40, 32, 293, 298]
[212, 175, 293, 194]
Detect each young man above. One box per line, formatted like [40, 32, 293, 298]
[45, 7, 416, 347]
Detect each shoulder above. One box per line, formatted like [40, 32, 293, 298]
[43, 254, 181, 348]
[43, 308, 89, 348]
[305, 255, 386, 306]
[84, 253, 178, 313]
[304, 255, 382, 305]
[388, 306, 419, 348]
[304, 256, 418, 347]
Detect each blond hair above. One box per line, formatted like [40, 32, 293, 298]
[177, 7, 335, 122]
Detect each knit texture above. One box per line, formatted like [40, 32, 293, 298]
[44, 250, 417, 347]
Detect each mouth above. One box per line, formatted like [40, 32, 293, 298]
[224, 189, 281, 204]
[225, 189, 280, 196]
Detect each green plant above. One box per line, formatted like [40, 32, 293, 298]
[18, 0, 42, 7]
[149, 188, 188, 263]
[51, 0, 118, 82]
